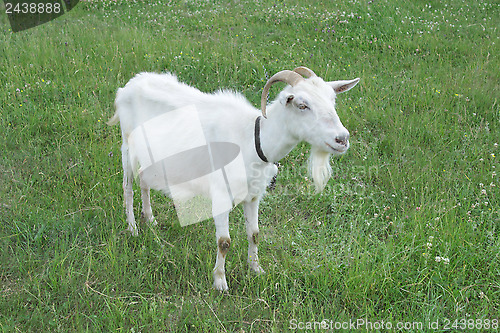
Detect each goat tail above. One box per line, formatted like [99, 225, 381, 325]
[108, 87, 125, 126]
[107, 111, 120, 126]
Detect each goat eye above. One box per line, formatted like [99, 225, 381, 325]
[298, 104, 309, 110]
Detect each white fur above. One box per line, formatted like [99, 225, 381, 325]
[109, 70, 359, 290]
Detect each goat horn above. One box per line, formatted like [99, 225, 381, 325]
[261, 70, 304, 118]
[293, 66, 317, 78]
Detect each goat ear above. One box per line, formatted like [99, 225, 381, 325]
[328, 78, 360, 94]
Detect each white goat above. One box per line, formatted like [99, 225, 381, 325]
[108, 67, 359, 291]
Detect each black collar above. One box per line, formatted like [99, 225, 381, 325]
[254, 116, 269, 163]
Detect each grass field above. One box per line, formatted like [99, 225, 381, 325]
[1, 0, 499, 331]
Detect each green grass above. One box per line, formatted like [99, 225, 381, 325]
[1, 0, 499, 331]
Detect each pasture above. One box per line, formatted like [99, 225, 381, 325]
[0, 0, 499, 331]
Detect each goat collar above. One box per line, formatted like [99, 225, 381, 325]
[254, 116, 269, 163]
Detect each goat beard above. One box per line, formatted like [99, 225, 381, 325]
[308, 147, 332, 193]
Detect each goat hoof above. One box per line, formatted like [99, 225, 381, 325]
[127, 226, 139, 237]
[250, 264, 265, 274]
[213, 277, 228, 291]
[140, 213, 157, 226]
[254, 266, 265, 274]
[248, 259, 265, 274]
[148, 216, 157, 226]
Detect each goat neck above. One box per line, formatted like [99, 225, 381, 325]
[257, 102, 299, 163]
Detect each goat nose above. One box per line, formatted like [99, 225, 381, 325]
[335, 133, 350, 146]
